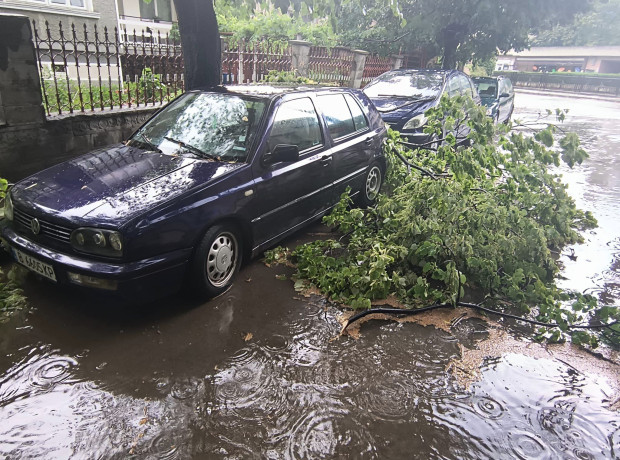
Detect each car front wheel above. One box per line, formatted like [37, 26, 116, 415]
[190, 224, 242, 298]
[358, 163, 383, 207]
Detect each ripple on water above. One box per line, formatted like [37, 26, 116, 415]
[355, 374, 417, 422]
[286, 408, 376, 460]
[214, 347, 287, 420]
[507, 430, 553, 460]
[170, 377, 203, 401]
[472, 395, 505, 420]
[0, 349, 79, 406]
[143, 433, 182, 459]
[537, 402, 611, 457]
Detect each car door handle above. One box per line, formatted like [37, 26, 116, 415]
[320, 155, 332, 166]
[364, 138, 373, 145]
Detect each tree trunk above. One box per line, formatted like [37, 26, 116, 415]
[173, 0, 221, 90]
[440, 24, 464, 70]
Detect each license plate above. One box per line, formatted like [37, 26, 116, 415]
[12, 248, 57, 282]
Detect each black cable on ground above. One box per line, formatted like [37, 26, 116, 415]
[341, 301, 619, 333]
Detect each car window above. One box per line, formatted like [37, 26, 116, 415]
[363, 71, 443, 99]
[316, 94, 356, 140]
[344, 94, 369, 132]
[268, 98, 323, 153]
[447, 77, 460, 98]
[474, 79, 498, 98]
[458, 75, 474, 97]
[131, 92, 267, 162]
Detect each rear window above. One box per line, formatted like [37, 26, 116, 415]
[474, 79, 498, 98]
[316, 94, 357, 140]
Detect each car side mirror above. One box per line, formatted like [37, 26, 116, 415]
[499, 92, 511, 98]
[263, 144, 300, 165]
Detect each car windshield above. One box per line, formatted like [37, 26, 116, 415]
[129, 92, 267, 162]
[364, 72, 444, 99]
[473, 78, 498, 98]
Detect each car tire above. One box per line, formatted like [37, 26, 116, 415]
[189, 223, 242, 298]
[358, 163, 383, 207]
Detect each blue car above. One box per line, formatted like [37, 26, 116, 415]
[363, 69, 481, 145]
[472, 76, 515, 124]
[1, 86, 386, 300]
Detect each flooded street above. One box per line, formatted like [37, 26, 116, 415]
[1, 92, 619, 458]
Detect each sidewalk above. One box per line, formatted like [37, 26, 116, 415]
[515, 87, 620, 102]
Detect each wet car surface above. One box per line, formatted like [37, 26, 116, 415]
[0, 91, 618, 458]
[2, 86, 386, 300]
[473, 76, 515, 123]
[363, 69, 481, 144]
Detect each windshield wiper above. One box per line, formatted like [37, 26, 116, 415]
[132, 132, 161, 153]
[377, 94, 435, 102]
[164, 136, 218, 161]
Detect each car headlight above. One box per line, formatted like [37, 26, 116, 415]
[402, 114, 428, 131]
[486, 106, 493, 116]
[71, 228, 123, 257]
[3, 193, 13, 221]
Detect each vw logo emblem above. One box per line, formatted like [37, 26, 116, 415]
[31, 218, 41, 235]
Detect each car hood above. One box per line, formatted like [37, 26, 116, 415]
[368, 96, 436, 123]
[11, 144, 244, 226]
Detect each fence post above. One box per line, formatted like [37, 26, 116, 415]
[391, 54, 404, 70]
[349, 49, 368, 89]
[289, 39, 312, 77]
[0, 15, 45, 126]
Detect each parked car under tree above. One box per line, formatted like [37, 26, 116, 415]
[363, 69, 481, 145]
[1, 86, 386, 301]
[472, 76, 515, 124]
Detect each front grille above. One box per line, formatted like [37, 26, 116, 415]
[13, 207, 73, 243]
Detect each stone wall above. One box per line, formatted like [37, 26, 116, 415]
[0, 14, 157, 182]
[0, 108, 157, 181]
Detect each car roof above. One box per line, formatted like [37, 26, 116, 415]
[211, 84, 359, 101]
[472, 76, 510, 82]
[383, 68, 460, 77]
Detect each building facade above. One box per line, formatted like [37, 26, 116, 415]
[116, 0, 177, 40]
[497, 46, 620, 74]
[0, 0, 118, 35]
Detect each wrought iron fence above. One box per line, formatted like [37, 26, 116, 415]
[222, 40, 292, 84]
[308, 46, 355, 85]
[361, 54, 393, 86]
[32, 20, 184, 116]
[31, 20, 398, 116]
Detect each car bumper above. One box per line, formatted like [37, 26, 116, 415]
[1, 224, 191, 300]
[400, 131, 434, 146]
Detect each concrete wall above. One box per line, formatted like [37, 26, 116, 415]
[0, 14, 157, 182]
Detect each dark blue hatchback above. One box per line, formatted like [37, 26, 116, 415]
[364, 69, 481, 144]
[1, 86, 386, 300]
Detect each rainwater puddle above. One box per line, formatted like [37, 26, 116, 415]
[0, 92, 618, 458]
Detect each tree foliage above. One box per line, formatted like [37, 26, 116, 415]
[216, 1, 336, 48]
[334, 0, 595, 68]
[266, 97, 619, 347]
[532, 0, 620, 47]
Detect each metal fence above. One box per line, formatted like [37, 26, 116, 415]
[496, 71, 620, 96]
[32, 20, 399, 117]
[308, 46, 355, 85]
[222, 41, 292, 84]
[32, 20, 184, 116]
[361, 54, 393, 86]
